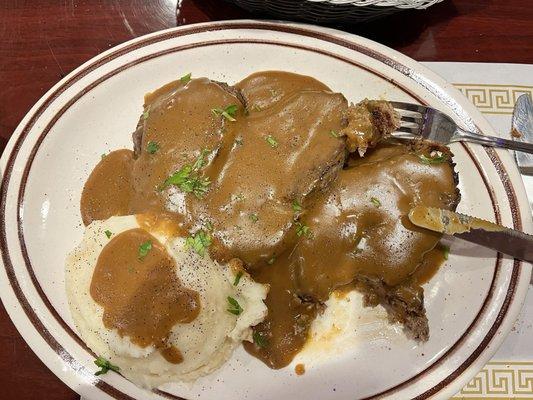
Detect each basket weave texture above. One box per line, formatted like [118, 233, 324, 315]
[228, 0, 445, 23]
[307, 0, 442, 8]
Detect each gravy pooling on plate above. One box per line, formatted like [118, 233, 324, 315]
[80, 71, 459, 370]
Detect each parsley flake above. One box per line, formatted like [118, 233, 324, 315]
[161, 150, 211, 198]
[233, 271, 243, 286]
[180, 72, 192, 83]
[94, 356, 120, 376]
[191, 149, 210, 170]
[267, 257, 276, 265]
[212, 104, 238, 122]
[295, 222, 311, 238]
[101, 153, 107, 159]
[329, 130, 340, 138]
[249, 213, 259, 223]
[253, 331, 268, 348]
[104, 230, 113, 239]
[146, 141, 159, 154]
[138, 241, 152, 259]
[185, 230, 212, 257]
[142, 107, 150, 120]
[370, 197, 381, 208]
[442, 245, 450, 260]
[265, 135, 278, 148]
[292, 199, 302, 213]
[418, 151, 448, 165]
[227, 296, 243, 316]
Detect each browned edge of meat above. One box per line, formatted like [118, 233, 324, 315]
[341, 99, 400, 157]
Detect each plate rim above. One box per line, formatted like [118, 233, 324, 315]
[0, 20, 531, 400]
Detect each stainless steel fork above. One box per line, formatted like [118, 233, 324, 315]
[390, 101, 533, 154]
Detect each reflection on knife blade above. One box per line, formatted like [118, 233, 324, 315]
[409, 206, 533, 263]
[513, 94, 533, 174]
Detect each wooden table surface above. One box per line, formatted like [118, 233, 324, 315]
[1, 0, 532, 398]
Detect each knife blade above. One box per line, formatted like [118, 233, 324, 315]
[513, 94, 533, 174]
[408, 206, 533, 263]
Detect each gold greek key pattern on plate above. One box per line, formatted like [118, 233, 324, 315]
[454, 361, 533, 399]
[453, 84, 533, 115]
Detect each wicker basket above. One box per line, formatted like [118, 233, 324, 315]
[227, 0, 445, 24]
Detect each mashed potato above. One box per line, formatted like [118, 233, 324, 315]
[65, 215, 268, 388]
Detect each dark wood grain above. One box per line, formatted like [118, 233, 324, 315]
[0, 0, 532, 398]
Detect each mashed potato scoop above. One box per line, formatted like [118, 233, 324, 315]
[65, 215, 268, 388]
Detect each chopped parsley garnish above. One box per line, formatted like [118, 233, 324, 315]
[227, 296, 243, 316]
[185, 230, 212, 257]
[212, 104, 238, 122]
[138, 241, 152, 259]
[295, 221, 311, 238]
[329, 130, 340, 138]
[94, 356, 120, 376]
[253, 331, 268, 348]
[146, 141, 159, 154]
[142, 106, 150, 120]
[267, 257, 276, 265]
[180, 72, 192, 83]
[204, 221, 213, 231]
[101, 153, 107, 159]
[235, 138, 243, 146]
[442, 245, 450, 260]
[191, 149, 210, 170]
[160, 149, 211, 198]
[418, 151, 448, 165]
[292, 199, 302, 213]
[233, 271, 243, 286]
[265, 135, 278, 148]
[104, 230, 113, 239]
[249, 213, 259, 223]
[370, 197, 381, 208]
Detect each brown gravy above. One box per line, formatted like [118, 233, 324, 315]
[130, 78, 240, 214]
[90, 228, 200, 358]
[160, 345, 184, 364]
[80, 71, 459, 370]
[80, 149, 134, 225]
[186, 88, 347, 265]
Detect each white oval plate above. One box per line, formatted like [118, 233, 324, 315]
[0, 20, 531, 400]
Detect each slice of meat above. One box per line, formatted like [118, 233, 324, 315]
[289, 142, 459, 339]
[187, 89, 349, 266]
[129, 78, 244, 213]
[354, 276, 429, 341]
[341, 99, 400, 156]
[236, 70, 331, 112]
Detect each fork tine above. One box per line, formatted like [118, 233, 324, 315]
[399, 115, 423, 124]
[400, 120, 421, 131]
[390, 101, 427, 114]
[396, 125, 421, 135]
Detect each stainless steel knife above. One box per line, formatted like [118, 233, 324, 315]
[409, 206, 533, 263]
[513, 94, 533, 174]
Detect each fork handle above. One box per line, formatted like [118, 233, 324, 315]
[454, 128, 533, 154]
